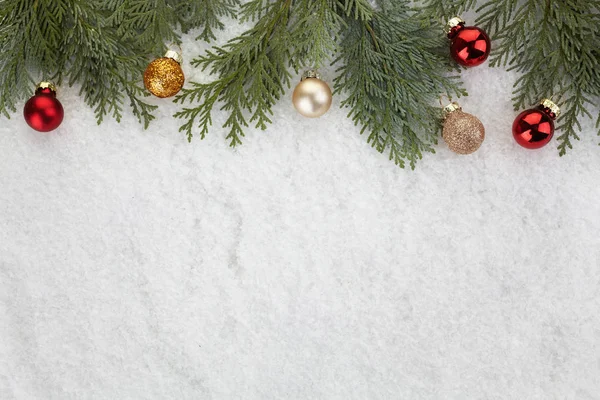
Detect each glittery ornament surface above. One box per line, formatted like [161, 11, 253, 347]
[144, 57, 185, 98]
[442, 111, 485, 154]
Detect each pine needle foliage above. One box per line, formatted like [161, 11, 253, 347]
[0, 0, 237, 126]
[476, 0, 600, 154]
[175, 0, 465, 167]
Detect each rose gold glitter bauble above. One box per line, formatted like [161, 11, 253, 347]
[442, 103, 485, 154]
[144, 56, 185, 98]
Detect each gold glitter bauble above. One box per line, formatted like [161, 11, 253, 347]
[292, 70, 332, 118]
[442, 108, 485, 154]
[144, 57, 185, 98]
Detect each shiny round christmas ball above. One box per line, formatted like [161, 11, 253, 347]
[512, 106, 556, 149]
[442, 105, 485, 154]
[144, 51, 185, 98]
[23, 82, 64, 132]
[292, 72, 332, 118]
[447, 18, 491, 67]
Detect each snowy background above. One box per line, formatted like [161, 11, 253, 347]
[1, 16, 600, 400]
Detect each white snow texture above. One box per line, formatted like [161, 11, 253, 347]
[1, 16, 600, 400]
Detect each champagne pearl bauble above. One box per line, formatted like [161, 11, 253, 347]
[144, 50, 185, 98]
[442, 102, 485, 154]
[292, 70, 332, 118]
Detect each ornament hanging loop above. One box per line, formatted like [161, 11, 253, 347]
[539, 98, 561, 119]
[164, 42, 183, 64]
[438, 94, 461, 116]
[36, 81, 57, 94]
[301, 69, 322, 81]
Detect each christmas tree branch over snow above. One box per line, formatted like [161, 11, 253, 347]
[173, 0, 351, 147]
[421, 0, 477, 19]
[476, 0, 600, 154]
[175, 0, 465, 168]
[0, 0, 237, 127]
[334, 0, 465, 168]
[0, 0, 599, 165]
[425, 0, 600, 153]
[178, 0, 240, 42]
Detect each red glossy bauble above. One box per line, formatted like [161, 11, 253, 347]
[449, 24, 491, 67]
[23, 87, 64, 132]
[512, 106, 555, 149]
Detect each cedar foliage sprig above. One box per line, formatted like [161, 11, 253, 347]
[477, 0, 600, 154]
[334, 0, 466, 168]
[175, 0, 465, 167]
[173, 0, 347, 146]
[0, 0, 237, 126]
[420, 0, 477, 19]
[424, 0, 600, 153]
[178, 0, 240, 42]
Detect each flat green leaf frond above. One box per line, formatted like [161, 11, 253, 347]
[176, 0, 343, 144]
[334, 0, 465, 168]
[478, 0, 600, 153]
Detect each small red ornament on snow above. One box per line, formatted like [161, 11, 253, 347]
[445, 17, 491, 68]
[512, 99, 560, 149]
[23, 82, 64, 132]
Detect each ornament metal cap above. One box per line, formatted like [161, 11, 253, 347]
[445, 17, 465, 34]
[36, 81, 57, 93]
[301, 69, 322, 81]
[164, 50, 183, 64]
[443, 101, 462, 116]
[540, 99, 560, 118]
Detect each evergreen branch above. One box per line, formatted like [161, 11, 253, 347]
[0, 0, 236, 126]
[337, 0, 373, 20]
[110, 0, 180, 55]
[239, 0, 276, 22]
[178, 0, 240, 41]
[125, 84, 158, 129]
[0, 0, 63, 117]
[420, 0, 478, 19]
[288, 0, 346, 69]
[597, 112, 600, 142]
[334, 0, 465, 168]
[175, 0, 346, 145]
[478, 0, 600, 153]
[175, 0, 465, 166]
[62, 2, 155, 127]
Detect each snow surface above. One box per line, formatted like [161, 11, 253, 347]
[1, 18, 600, 400]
